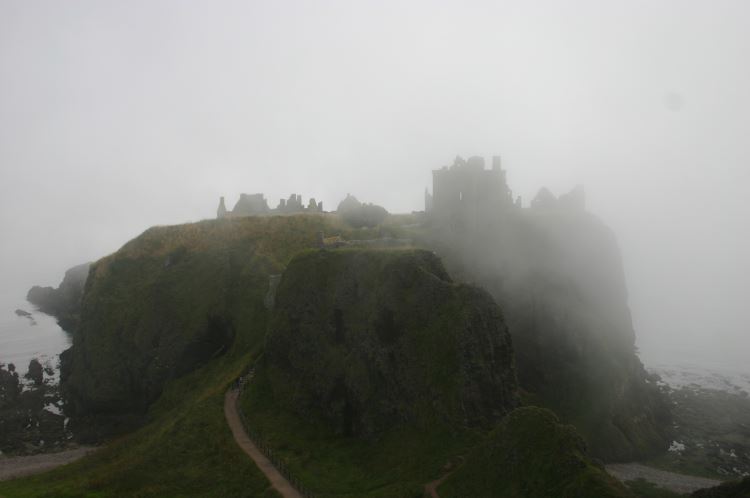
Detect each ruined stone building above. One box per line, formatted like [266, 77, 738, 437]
[217, 193, 323, 219]
[425, 156, 515, 223]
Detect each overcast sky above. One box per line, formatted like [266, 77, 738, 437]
[1, 0, 748, 367]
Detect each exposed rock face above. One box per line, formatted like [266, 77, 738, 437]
[27, 262, 90, 332]
[264, 249, 518, 436]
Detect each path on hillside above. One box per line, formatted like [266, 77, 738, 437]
[424, 472, 452, 498]
[224, 389, 303, 498]
[606, 463, 721, 494]
[0, 446, 95, 481]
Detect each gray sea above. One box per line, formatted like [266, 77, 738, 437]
[0, 290, 70, 376]
[639, 345, 750, 396]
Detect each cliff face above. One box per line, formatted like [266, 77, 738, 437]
[264, 249, 518, 436]
[27, 262, 90, 332]
[59, 216, 332, 421]
[422, 202, 671, 461]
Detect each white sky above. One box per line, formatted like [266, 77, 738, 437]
[1, 0, 748, 365]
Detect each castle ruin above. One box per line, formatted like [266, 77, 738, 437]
[425, 155, 516, 222]
[217, 193, 323, 219]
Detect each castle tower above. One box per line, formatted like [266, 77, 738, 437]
[217, 196, 227, 219]
[424, 188, 433, 213]
[429, 155, 513, 223]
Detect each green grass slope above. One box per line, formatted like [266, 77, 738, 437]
[437, 406, 633, 498]
[241, 364, 482, 497]
[0, 347, 276, 497]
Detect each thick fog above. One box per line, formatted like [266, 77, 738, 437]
[1, 1, 748, 367]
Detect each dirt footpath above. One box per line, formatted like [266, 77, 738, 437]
[0, 447, 95, 481]
[225, 389, 303, 498]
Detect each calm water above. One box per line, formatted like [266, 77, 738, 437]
[0, 290, 71, 375]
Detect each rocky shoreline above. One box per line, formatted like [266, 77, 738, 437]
[0, 359, 73, 457]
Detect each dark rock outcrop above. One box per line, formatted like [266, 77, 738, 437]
[27, 262, 90, 332]
[264, 249, 518, 436]
[0, 362, 67, 455]
[0, 364, 20, 409]
[25, 359, 44, 386]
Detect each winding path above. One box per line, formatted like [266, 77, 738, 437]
[224, 389, 303, 498]
[424, 473, 453, 498]
[0, 446, 94, 482]
[606, 463, 721, 494]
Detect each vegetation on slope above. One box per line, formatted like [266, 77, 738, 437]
[0, 346, 276, 497]
[241, 364, 482, 497]
[437, 406, 632, 498]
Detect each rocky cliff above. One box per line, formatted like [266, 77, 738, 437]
[27, 262, 90, 332]
[263, 249, 518, 435]
[419, 196, 671, 461]
[59, 216, 332, 424]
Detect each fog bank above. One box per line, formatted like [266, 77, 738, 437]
[1, 0, 748, 366]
